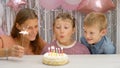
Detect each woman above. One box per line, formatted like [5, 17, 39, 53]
[0, 8, 46, 58]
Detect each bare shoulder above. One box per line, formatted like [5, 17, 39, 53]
[0, 35, 13, 41]
[0, 35, 15, 48]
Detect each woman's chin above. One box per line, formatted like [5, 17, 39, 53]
[29, 37, 36, 41]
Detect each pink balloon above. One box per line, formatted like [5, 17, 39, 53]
[40, 0, 62, 10]
[7, 0, 26, 12]
[62, 0, 81, 10]
[77, 0, 115, 14]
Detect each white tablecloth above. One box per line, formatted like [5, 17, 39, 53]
[0, 55, 120, 68]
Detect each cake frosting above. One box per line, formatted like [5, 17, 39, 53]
[42, 52, 69, 66]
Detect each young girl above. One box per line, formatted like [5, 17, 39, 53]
[0, 8, 46, 58]
[41, 13, 90, 54]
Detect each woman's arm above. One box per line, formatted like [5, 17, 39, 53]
[0, 48, 6, 57]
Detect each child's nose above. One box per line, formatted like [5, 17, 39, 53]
[60, 28, 64, 33]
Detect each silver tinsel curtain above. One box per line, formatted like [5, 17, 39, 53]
[0, 0, 119, 53]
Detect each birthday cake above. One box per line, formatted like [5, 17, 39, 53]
[42, 46, 69, 66]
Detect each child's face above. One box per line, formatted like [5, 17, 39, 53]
[83, 25, 106, 45]
[54, 19, 75, 45]
[17, 18, 38, 41]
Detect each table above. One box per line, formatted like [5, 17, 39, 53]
[0, 55, 120, 68]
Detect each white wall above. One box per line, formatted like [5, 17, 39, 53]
[117, 0, 120, 53]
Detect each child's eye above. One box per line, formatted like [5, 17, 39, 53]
[64, 27, 68, 29]
[90, 32, 94, 35]
[56, 26, 60, 29]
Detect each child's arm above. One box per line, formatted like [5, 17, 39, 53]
[104, 43, 115, 54]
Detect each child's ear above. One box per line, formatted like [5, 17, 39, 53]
[72, 28, 75, 34]
[101, 29, 107, 36]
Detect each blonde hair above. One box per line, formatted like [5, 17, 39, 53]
[84, 12, 107, 31]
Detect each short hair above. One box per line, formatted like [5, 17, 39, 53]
[84, 12, 107, 31]
[53, 13, 75, 28]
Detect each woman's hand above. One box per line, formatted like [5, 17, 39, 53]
[8, 45, 24, 57]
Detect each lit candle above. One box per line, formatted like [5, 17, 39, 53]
[51, 46, 55, 56]
[56, 48, 58, 56]
[61, 47, 63, 55]
[51, 46, 55, 52]
[56, 48, 58, 53]
[48, 47, 50, 53]
[48, 47, 51, 55]
[58, 48, 60, 56]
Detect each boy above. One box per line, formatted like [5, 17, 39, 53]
[81, 12, 115, 54]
